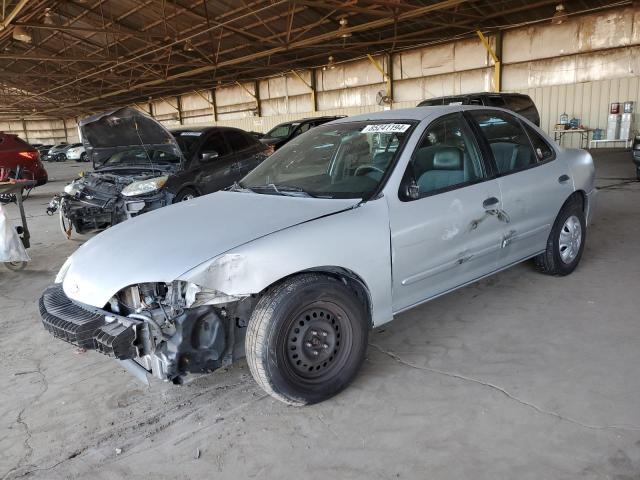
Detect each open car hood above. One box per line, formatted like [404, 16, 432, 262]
[79, 107, 183, 169]
[62, 191, 359, 307]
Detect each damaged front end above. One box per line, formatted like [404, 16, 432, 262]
[39, 281, 255, 384]
[47, 107, 182, 237]
[49, 171, 173, 236]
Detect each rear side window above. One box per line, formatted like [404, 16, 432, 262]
[485, 95, 506, 108]
[469, 110, 537, 175]
[523, 124, 554, 162]
[225, 130, 252, 151]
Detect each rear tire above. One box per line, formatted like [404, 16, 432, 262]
[81, 152, 88, 162]
[534, 196, 586, 276]
[246, 273, 369, 406]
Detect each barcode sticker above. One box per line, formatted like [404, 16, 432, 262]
[361, 123, 411, 133]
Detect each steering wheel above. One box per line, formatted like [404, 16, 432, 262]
[354, 165, 384, 176]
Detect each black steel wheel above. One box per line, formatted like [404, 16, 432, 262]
[246, 273, 369, 405]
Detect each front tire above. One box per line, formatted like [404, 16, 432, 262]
[534, 196, 586, 276]
[174, 187, 198, 202]
[246, 273, 369, 406]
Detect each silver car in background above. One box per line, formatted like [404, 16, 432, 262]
[39, 106, 596, 405]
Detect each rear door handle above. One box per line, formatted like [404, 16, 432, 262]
[558, 174, 571, 184]
[483, 196, 500, 209]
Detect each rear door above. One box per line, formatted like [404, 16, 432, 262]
[467, 109, 573, 267]
[226, 129, 267, 176]
[389, 112, 504, 312]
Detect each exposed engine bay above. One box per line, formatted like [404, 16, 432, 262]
[40, 281, 256, 384]
[47, 169, 173, 236]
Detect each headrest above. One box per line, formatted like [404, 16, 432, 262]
[432, 147, 462, 170]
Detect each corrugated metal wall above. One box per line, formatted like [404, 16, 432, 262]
[2, 5, 638, 150]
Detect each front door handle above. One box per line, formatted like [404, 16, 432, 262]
[482, 196, 500, 209]
[558, 174, 571, 184]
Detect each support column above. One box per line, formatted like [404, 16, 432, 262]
[211, 88, 218, 122]
[254, 80, 261, 117]
[21, 118, 29, 143]
[62, 118, 68, 143]
[176, 95, 184, 125]
[291, 69, 317, 113]
[477, 30, 501, 93]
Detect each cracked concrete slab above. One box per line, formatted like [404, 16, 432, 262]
[1, 152, 639, 479]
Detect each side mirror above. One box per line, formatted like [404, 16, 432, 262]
[200, 151, 219, 162]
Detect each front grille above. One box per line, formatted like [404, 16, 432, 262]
[39, 284, 105, 348]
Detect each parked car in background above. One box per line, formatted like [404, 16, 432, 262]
[49, 107, 268, 237]
[633, 135, 640, 180]
[40, 106, 596, 405]
[248, 131, 265, 140]
[418, 92, 540, 126]
[0, 132, 48, 185]
[260, 116, 345, 151]
[43, 143, 69, 161]
[65, 144, 87, 162]
[36, 144, 54, 157]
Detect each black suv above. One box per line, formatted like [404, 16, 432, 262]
[418, 92, 540, 126]
[260, 116, 346, 151]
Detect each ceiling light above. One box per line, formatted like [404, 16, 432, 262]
[183, 39, 195, 52]
[551, 3, 567, 25]
[43, 8, 55, 25]
[12, 26, 32, 43]
[326, 55, 336, 70]
[338, 17, 351, 38]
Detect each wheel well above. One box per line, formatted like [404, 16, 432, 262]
[261, 267, 373, 327]
[570, 190, 586, 212]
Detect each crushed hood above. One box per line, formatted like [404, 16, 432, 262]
[79, 107, 183, 169]
[62, 191, 359, 307]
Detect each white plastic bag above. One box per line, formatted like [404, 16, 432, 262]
[0, 204, 30, 263]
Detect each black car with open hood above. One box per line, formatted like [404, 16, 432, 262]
[48, 107, 268, 238]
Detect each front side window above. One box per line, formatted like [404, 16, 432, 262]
[240, 121, 415, 199]
[403, 113, 485, 198]
[201, 132, 230, 157]
[225, 130, 251, 151]
[469, 110, 537, 175]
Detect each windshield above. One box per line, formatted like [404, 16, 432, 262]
[240, 120, 414, 199]
[265, 122, 298, 139]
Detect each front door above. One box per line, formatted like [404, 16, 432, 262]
[195, 130, 237, 194]
[389, 113, 506, 312]
[467, 110, 574, 267]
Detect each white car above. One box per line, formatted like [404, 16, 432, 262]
[40, 106, 596, 405]
[65, 144, 87, 162]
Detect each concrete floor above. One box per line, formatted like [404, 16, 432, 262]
[1, 151, 639, 480]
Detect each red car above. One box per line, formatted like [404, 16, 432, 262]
[0, 133, 48, 185]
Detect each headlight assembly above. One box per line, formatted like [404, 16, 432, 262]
[121, 176, 168, 197]
[63, 182, 82, 196]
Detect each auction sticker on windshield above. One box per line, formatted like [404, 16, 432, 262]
[361, 124, 411, 133]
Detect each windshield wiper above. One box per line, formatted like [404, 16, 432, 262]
[227, 181, 254, 193]
[247, 183, 316, 197]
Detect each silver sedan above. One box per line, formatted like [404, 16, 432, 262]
[40, 106, 596, 405]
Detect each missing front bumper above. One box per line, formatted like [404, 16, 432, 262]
[38, 284, 232, 383]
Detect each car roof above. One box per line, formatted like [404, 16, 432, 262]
[328, 105, 530, 125]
